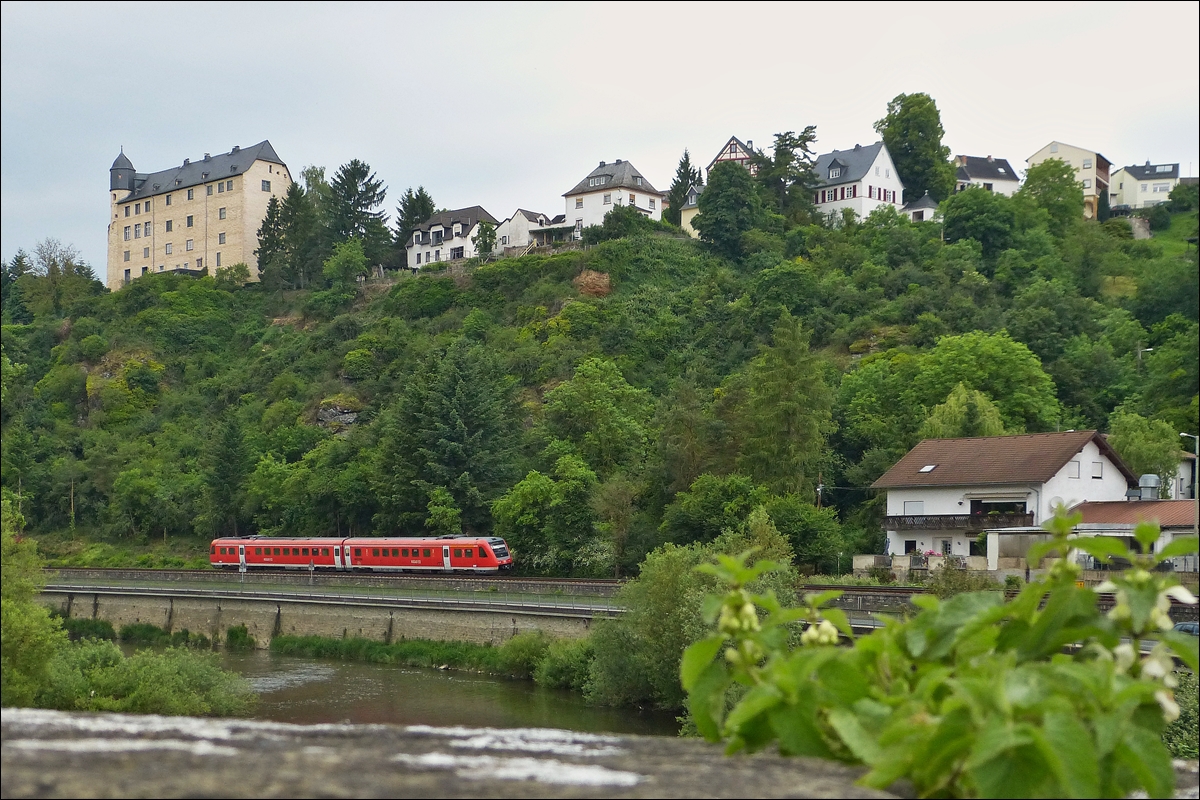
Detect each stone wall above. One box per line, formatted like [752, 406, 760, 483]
[42, 590, 593, 648]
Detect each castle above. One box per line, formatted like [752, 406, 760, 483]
[106, 141, 291, 290]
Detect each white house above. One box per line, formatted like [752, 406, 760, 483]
[563, 159, 664, 234]
[406, 206, 498, 268]
[493, 209, 574, 255]
[953, 155, 1020, 196]
[812, 141, 904, 220]
[871, 431, 1137, 559]
[1027, 141, 1112, 219]
[900, 192, 940, 223]
[1109, 162, 1180, 210]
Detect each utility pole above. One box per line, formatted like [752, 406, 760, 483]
[1136, 344, 1154, 371]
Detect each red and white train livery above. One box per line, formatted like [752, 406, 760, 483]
[209, 536, 513, 573]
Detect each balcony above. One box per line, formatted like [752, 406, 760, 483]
[882, 512, 1035, 531]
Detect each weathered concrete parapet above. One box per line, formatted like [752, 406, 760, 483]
[2, 708, 894, 798]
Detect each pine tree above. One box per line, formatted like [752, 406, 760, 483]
[665, 150, 700, 226]
[255, 195, 285, 282]
[737, 311, 834, 497]
[204, 418, 251, 536]
[395, 187, 436, 264]
[329, 159, 389, 265]
[280, 182, 319, 288]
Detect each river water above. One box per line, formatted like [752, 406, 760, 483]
[218, 649, 679, 737]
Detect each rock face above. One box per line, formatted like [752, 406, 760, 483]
[1, 708, 893, 799]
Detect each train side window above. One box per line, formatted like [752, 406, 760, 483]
[423, 549, 431, 557]
[220, 547, 227, 554]
[273, 547, 281, 555]
[322, 548, 329, 556]
[255, 547, 262, 555]
[464, 548, 473, 558]
[301, 548, 309, 556]
[284, 547, 291, 555]
[478, 545, 489, 556]
[389, 548, 396, 557]
[355, 548, 362, 557]
[401, 548, 409, 557]
[373, 548, 380, 557]
[454, 548, 462, 558]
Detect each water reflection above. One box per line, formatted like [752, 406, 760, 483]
[221, 649, 678, 737]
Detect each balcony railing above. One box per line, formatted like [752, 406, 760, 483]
[882, 512, 1035, 531]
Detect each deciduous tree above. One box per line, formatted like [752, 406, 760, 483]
[873, 93, 955, 202]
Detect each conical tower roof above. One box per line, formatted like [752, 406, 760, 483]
[111, 150, 133, 171]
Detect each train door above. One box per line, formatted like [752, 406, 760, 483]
[238, 545, 246, 569]
[333, 546, 343, 570]
[442, 545, 452, 573]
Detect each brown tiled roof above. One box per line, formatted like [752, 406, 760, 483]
[1072, 500, 1196, 527]
[871, 431, 1137, 489]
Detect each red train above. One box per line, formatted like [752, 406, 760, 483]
[209, 535, 513, 573]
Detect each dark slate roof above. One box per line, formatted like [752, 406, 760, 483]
[954, 155, 1019, 183]
[705, 136, 754, 172]
[682, 183, 705, 209]
[813, 141, 886, 187]
[115, 141, 286, 203]
[518, 209, 549, 223]
[412, 206, 497, 235]
[1119, 162, 1180, 180]
[901, 192, 939, 212]
[111, 151, 134, 171]
[1071, 500, 1195, 527]
[871, 431, 1137, 489]
[564, 160, 662, 197]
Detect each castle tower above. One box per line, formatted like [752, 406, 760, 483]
[110, 149, 134, 193]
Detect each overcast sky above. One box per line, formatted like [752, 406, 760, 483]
[3, 1, 1198, 269]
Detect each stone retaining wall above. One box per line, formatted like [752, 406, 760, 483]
[42, 590, 592, 648]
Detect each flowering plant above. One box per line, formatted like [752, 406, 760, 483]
[682, 510, 1198, 798]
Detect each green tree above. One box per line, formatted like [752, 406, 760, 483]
[543, 358, 654, 477]
[917, 383, 1008, 439]
[472, 220, 497, 260]
[255, 195, 285, 282]
[322, 238, 368, 289]
[693, 160, 763, 260]
[1097, 185, 1112, 221]
[203, 418, 250, 536]
[492, 455, 599, 575]
[737, 312, 834, 497]
[1018, 158, 1085, 236]
[328, 159, 389, 264]
[941, 187, 1015, 259]
[590, 474, 638, 578]
[1107, 410, 1183, 495]
[873, 92, 955, 202]
[660, 473, 767, 545]
[752, 128, 819, 220]
[1168, 180, 1198, 212]
[664, 149, 700, 226]
[280, 181, 321, 288]
[425, 486, 463, 536]
[395, 186, 436, 262]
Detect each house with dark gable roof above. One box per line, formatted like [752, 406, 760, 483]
[871, 431, 1137, 559]
[1109, 162, 1181, 209]
[405, 206, 498, 267]
[492, 209, 574, 255]
[953, 155, 1020, 196]
[106, 141, 292, 290]
[812, 141, 904, 221]
[563, 160, 663, 233]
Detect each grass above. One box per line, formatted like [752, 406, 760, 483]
[1154, 209, 1199, 259]
[118, 622, 211, 649]
[32, 528, 211, 569]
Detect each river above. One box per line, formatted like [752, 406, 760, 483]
[218, 649, 680, 737]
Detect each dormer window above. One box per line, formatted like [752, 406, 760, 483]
[997, 167, 1006, 174]
[1156, 165, 1172, 173]
[829, 167, 841, 179]
[918, 464, 937, 473]
[635, 176, 642, 186]
[589, 178, 596, 187]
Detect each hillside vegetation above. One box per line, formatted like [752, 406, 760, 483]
[2, 167, 1197, 576]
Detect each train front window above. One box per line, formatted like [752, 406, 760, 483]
[211, 546, 216, 554]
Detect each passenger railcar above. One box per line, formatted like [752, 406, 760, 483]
[209, 535, 513, 573]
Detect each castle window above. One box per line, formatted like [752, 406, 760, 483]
[165, 243, 173, 255]
[206, 185, 213, 196]
[195, 257, 202, 269]
[141, 267, 148, 276]
[165, 220, 173, 232]
[217, 182, 224, 193]
[216, 252, 222, 267]
[124, 268, 130, 283]
[124, 206, 131, 217]
[123, 250, 130, 262]
[186, 215, 194, 227]
[218, 232, 226, 245]
[135, 203, 141, 214]
[144, 222, 151, 236]
[143, 247, 149, 259]
[123, 226, 131, 241]
[134, 223, 141, 238]
[187, 189, 194, 200]
[261, 180, 271, 192]
[165, 195, 172, 206]
[226, 180, 233, 191]
[186, 239, 194, 251]
[219, 207, 226, 220]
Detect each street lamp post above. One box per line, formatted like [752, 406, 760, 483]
[1136, 345, 1154, 370]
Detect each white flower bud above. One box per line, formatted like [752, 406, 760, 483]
[1155, 690, 1180, 723]
[1113, 643, 1136, 674]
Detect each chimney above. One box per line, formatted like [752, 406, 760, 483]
[615, 159, 622, 164]
[1139, 474, 1161, 501]
[855, 143, 862, 151]
[204, 153, 211, 161]
[183, 158, 190, 165]
[231, 145, 240, 153]
[599, 161, 605, 167]
[747, 139, 753, 150]
[987, 155, 994, 162]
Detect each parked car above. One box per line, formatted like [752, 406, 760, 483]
[1173, 621, 1199, 636]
